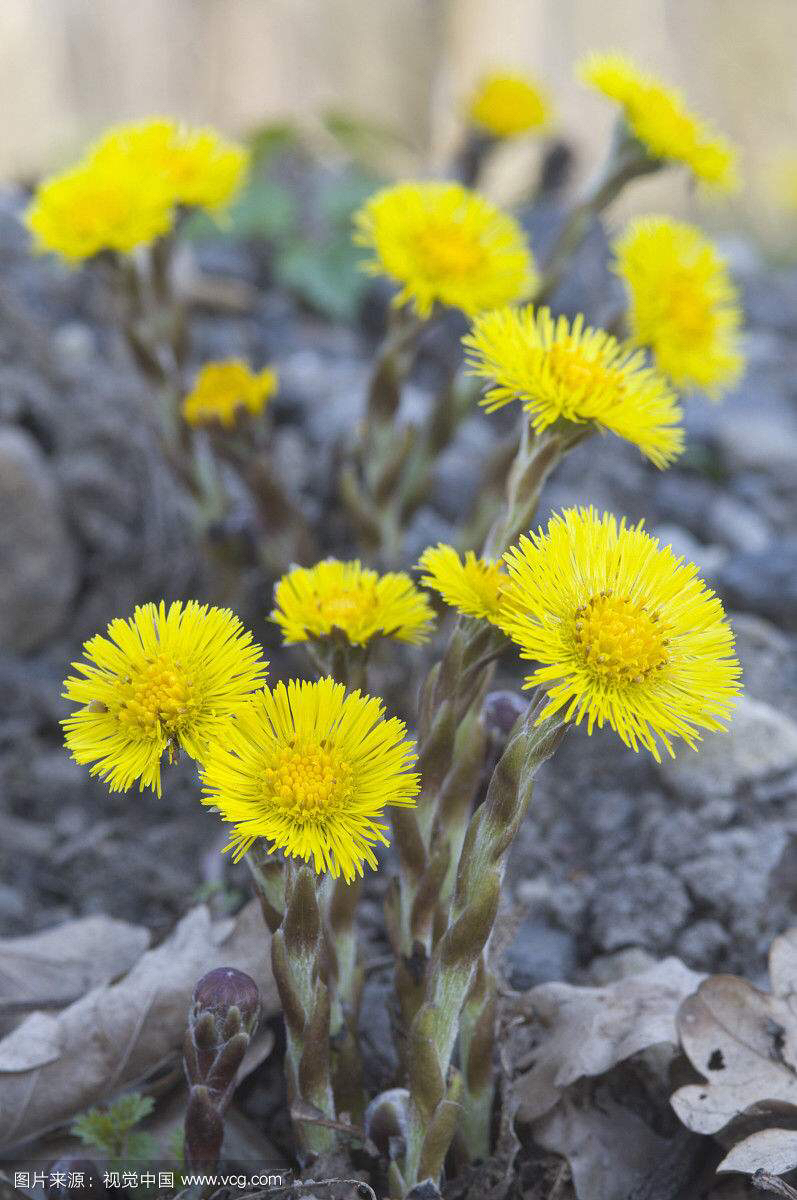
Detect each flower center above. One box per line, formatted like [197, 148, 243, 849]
[116, 653, 198, 738]
[415, 223, 486, 279]
[664, 276, 714, 340]
[546, 345, 620, 412]
[573, 592, 669, 684]
[317, 586, 376, 630]
[265, 744, 353, 821]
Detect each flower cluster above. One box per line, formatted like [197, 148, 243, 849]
[26, 118, 248, 262]
[467, 71, 551, 138]
[182, 360, 278, 428]
[353, 181, 536, 317]
[580, 52, 737, 190]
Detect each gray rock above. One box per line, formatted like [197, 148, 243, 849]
[505, 916, 578, 988]
[590, 864, 691, 953]
[719, 541, 797, 629]
[677, 826, 787, 918]
[0, 427, 77, 652]
[656, 696, 797, 801]
[676, 919, 730, 967]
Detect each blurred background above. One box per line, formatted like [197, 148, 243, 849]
[2, 0, 796, 242]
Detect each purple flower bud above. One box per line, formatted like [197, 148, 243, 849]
[482, 690, 527, 740]
[191, 967, 260, 1035]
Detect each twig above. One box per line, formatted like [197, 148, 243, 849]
[753, 1170, 797, 1199]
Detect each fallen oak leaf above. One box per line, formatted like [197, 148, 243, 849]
[718, 1129, 797, 1178]
[0, 901, 277, 1151]
[512, 957, 704, 1123]
[672, 928, 797, 1141]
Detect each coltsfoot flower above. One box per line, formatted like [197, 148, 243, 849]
[579, 53, 737, 190]
[92, 118, 249, 214]
[25, 155, 173, 262]
[418, 545, 504, 622]
[200, 678, 420, 880]
[498, 507, 741, 760]
[271, 559, 434, 647]
[354, 181, 536, 317]
[63, 602, 268, 794]
[464, 305, 683, 467]
[612, 216, 744, 398]
[181, 360, 278, 428]
[467, 72, 551, 138]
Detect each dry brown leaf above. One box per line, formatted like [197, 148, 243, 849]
[0, 916, 150, 1009]
[672, 928, 797, 1144]
[0, 901, 277, 1150]
[514, 957, 704, 1123]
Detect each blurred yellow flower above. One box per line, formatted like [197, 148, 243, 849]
[92, 119, 249, 215]
[464, 305, 683, 468]
[612, 216, 743, 398]
[25, 155, 173, 262]
[271, 559, 434, 647]
[418, 545, 504, 622]
[499, 507, 741, 761]
[467, 71, 551, 138]
[63, 601, 268, 795]
[201, 678, 420, 880]
[579, 53, 737, 191]
[182, 361, 278, 428]
[354, 181, 536, 317]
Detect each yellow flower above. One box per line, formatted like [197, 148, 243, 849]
[498, 507, 741, 761]
[612, 216, 743, 398]
[464, 305, 683, 468]
[200, 678, 419, 880]
[92, 118, 249, 214]
[579, 53, 737, 190]
[181, 360, 278, 428]
[271, 559, 434, 647]
[25, 155, 173, 262]
[63, 601, 268, 795]
[467, 72, 551, 138]
[353, 181, 536, 318]
[418, 545, 504, 622]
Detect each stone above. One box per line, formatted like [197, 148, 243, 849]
[0, 427, 77, 652]
[589, 864, 691, 954]
[505, 916, 578, 989]
[656, 696, 797, 801]
[719, 542, 797, 630]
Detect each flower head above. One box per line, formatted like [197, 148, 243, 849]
[271, 559, 434, 647]
[92, 118, 249, 214]
[498, 507, 741, 760]
[200, 678, 419, 880]
[464, 305, 683, 467]
[418, 545, 504, 622]
[63, 601, 268, 794]
[182, 360, 278, 428]
[579, 53, 737, 190]
[467, 72, 551, 138]
[25, 156, 173, 262]
[612, 216, 743, 398]
[354, 181, 536, 318]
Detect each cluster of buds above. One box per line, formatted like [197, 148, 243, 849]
[183, 967, 261, 1172]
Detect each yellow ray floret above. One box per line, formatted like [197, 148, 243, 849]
[612, 216, 744, 398]
[498, 507, 741, 761]
[464, 305, 683, 468]
[467, 72, 551, 138]
[579, 53, 737, 191]
[63, 601, 268, 795]
[418, 544, 505, 622]
[353, 181, 536, 318]
[271, 559, 434, 647]
[91, 118, 249, 214]
[25, 155, 173, 262]
[182, 360, 278, 428]
[200, 678, 419, 880]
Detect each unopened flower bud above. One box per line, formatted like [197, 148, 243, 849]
[191, 967, 260, 1038]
